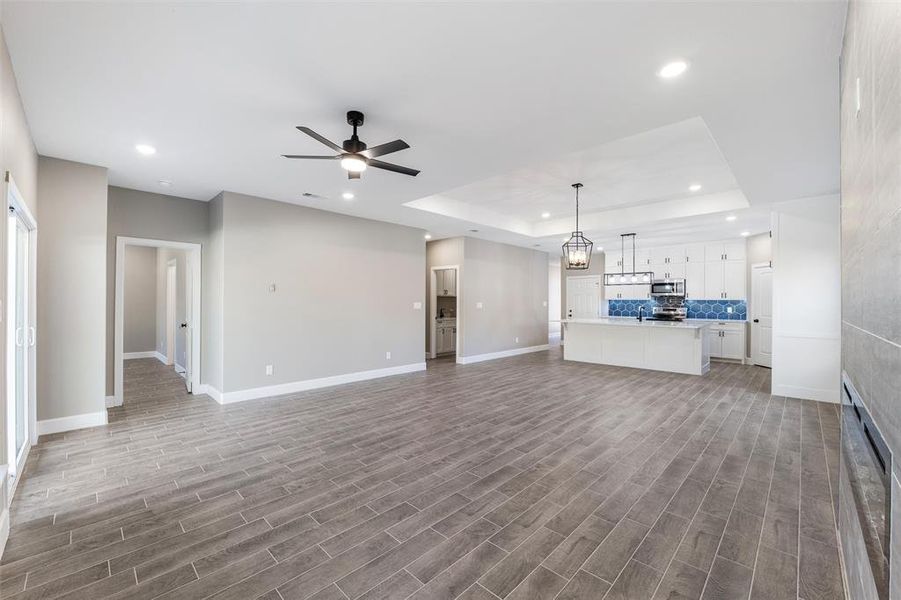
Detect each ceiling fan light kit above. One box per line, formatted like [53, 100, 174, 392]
[562, 183, 594, 270]
[283, 110, 419, 179]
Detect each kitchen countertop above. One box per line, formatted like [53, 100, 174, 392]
[565, 318, 713, 329]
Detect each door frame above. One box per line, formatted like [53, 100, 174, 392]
[165, 260, 177, 367]
[114, 237, 202, 405]
[750, 261, 774, 367]
[4, 172, 37, 501]
[429, 265, 459, 360]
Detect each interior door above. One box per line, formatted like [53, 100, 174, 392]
[566, 276, 601, 319]
[183, 255, 193, 392]
[751, 264, 774, 367]
[7, 211, 31, 480]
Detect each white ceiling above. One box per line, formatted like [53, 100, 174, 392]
[1, 1, 845, 251]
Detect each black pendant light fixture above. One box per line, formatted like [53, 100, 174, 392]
[562, 183, 593, 270]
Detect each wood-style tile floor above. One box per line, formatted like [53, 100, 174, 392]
[1, 350, 845, 599]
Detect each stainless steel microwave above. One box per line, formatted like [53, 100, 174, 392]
[650, 279, 686, 297]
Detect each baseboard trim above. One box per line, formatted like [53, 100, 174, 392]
[124, 351, 161, 361]
[37, 411, 108, 436]
[772, 383, 839, 404]
[456, 344, 550, 365]
[195, 384, 223, 403]
[211, 362, 427, 405]
[105, 395, 123, 408]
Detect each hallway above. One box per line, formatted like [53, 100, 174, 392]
[1, 352, 843, 599]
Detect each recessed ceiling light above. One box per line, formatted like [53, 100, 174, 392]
[688, 183, 702, 192]
[424, 233, 432, 240]
[541, 212, 550, 219]
[740, 231, 751, 237]
[135, 144, 156, 156]
[658, 60, 688, 79]
[158, 180, 172, 187]
[725, 215, 737, 222]
[562, 237, 570, 242]
[342, 192, 354, 200]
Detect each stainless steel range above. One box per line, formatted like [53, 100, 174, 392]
[651, 305, 687, 321]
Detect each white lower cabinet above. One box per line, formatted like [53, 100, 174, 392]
[436, 324, 456, 354]
[706, 322, 746, 361]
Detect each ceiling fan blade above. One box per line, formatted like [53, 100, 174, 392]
[361, 139, 410, 158]
[282, 154, 339, 159]
[368, 159, 420, 177]
[296, 126, 344, 152]
[348, 171, 361, 180]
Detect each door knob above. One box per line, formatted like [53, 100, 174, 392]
[753, 319, 759, 323]
[180, 323, 188, 328]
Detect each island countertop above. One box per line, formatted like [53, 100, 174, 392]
[564, 317, 714, 330]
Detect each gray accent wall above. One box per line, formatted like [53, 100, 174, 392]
[37, 157, 108, 421]
[216, 192, 425, 393]
[839, 1, 901, 598]
[203, 193, 224, 392]
[0, 25, 37, 467]
[106, 186, 209, 394]
[459, 237, 549, 358]
[123, 245, 157, 353]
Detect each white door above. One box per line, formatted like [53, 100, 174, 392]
[704, 262, 724, 299]
[751, 264, 774, 367]
[183, 255, 193, 392]
[723, 261, 746, 299]
[566, 276, 601, 319]
[7, 210, 33, 482]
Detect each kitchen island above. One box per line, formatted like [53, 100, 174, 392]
[563, 318, 712, 375]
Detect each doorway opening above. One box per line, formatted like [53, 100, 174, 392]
[114, 237, 201, 405]
[4, 173, 36, 500]
[429, 265, 459, 360]
[751, 262, 773, 368]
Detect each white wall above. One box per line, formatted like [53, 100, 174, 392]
[123, 245, 157, 353]
[36, 157, 108, 424]
[216, 192, 425, 396]
[460, 237, 549, 359]
[771, 195, 841, 402]
[106, 186, 209, 394]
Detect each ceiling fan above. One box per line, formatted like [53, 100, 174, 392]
[283, 110, 419, 179]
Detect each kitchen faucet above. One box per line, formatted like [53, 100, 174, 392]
[638, 305, 645, 322]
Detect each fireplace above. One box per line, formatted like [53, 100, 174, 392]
[842, 372, 892, 599]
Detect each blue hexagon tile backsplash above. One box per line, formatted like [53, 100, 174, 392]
[608, 299, 747, 320]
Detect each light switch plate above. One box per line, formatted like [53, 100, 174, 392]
[265, 365, 273, 375]
[542, 300, 548, 307]
[385, 351, 391, 360]
[476, 302, 483, 309]
[269, 283, 277, 293]
[413, 302, 422, 310]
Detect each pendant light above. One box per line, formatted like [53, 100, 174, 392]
[604, 233, 655, 285]
[562, 183, 593, 270]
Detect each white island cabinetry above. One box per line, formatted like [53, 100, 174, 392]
[563, 318, 712, 376]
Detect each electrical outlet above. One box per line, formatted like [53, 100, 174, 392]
[542, 301, 548, 307]
[265, 365, 273, 376]
[515, 337, 519, 343]
[385, 351, 391, 360]
[726, 306, 733, 314]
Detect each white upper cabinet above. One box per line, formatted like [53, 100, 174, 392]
[705, 241, 746, 263]
[685, 262, 705, 298]
[437, 269, 456, 296]
[685, 244, 706, 263]
[704, 261, 725, 298]
[650, 246, 685, 266]
[723, 261, 746, 299]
